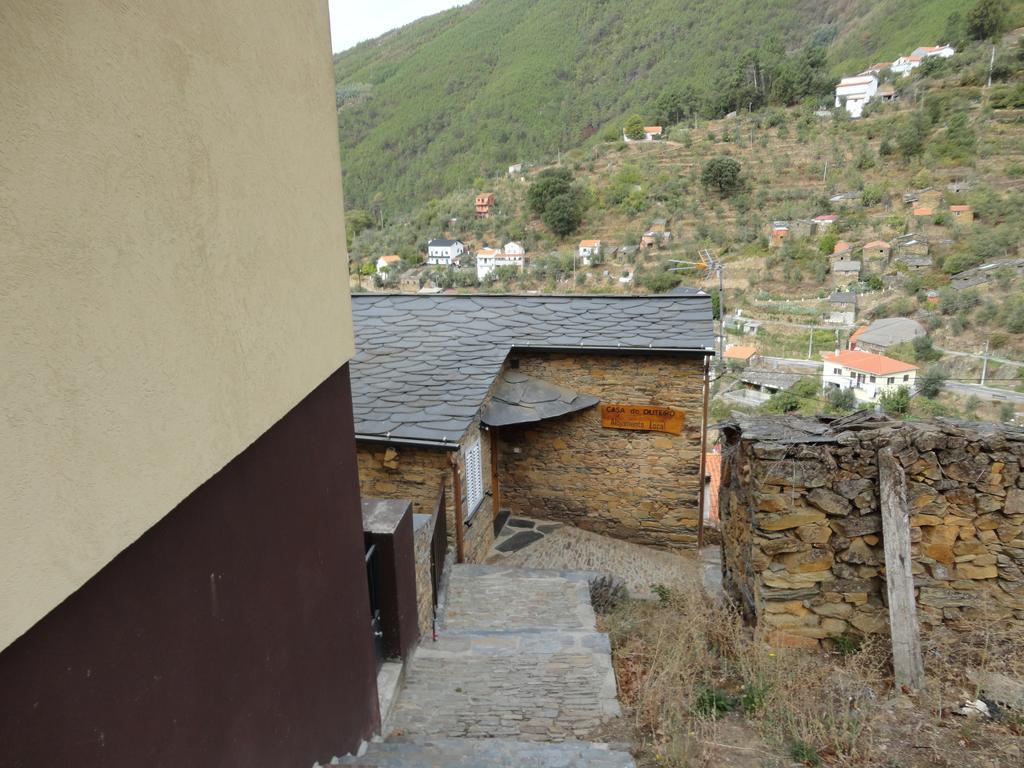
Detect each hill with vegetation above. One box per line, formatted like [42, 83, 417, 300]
[334, 0, 1024, 213]
[347, 25, 1024, 424]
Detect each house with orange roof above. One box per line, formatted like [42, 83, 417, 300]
[913, 206, 935, 219]
[375, 254, 402, 276]
[891, 55, 923, 77]
[578, 239, 602, 264]
[822, 349, 918, 403]
[835, 75, 878, 117]
[769, 224, 789, 249]
[724, 345, 758, 365]
[950, 204, 974, 225]
[912, 45, 955, 60]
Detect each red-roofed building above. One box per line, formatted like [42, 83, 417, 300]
[822, 350, 918, 402]
[475, 192, 496, 218]
[950, 204, 974, 225]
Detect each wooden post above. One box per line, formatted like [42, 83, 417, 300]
[489, 427, 500, 524]
[696, 355, 711, 549]
[878, 446, 924, 691]
[449, 453, 465, 564]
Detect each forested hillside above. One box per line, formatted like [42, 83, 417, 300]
[335, 0, 1024, 213]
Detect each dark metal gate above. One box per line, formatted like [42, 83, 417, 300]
[364, 542, 384, 669]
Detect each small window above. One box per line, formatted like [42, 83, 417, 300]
[903, 374, 910, 382]
[888, 377, 894, 385]
[834, 367, 842, 375]
[869, 375, 876, 383]
[464, 438, 484, 517]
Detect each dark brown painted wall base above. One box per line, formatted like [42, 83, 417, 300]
[0, 364, 378, 768]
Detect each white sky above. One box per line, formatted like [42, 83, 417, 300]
[328, 0, 469, 53]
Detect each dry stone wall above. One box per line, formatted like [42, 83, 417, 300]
[719, 417, 1024, 649]
[357, 420, 496, 566]
[499, 351, 707, 548]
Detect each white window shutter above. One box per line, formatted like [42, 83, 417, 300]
[464, 438, 484, 515]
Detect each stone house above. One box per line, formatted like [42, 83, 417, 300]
[862, 240, 891, 262]
[349, 294, 715, 564]
[831, 259, 861, 286]
[718, 414, 1023, 650]
[950, 204, 974, 226]
[769, 225, 789, 249]
[826, 291, 857, 325]
[848, 317, 926, 354]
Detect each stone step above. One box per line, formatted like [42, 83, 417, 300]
[386, 630, 620, 742]
[332, 737, 635, 767]
[441, 564, 598, 634]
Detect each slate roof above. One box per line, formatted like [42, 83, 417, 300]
[855, 317, 926, 348]
[428, 238, 461, 247]
[481, 371, 599, 427]
[350, 294, 714, 446]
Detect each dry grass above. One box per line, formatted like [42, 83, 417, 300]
[602, 583, 1024, 768]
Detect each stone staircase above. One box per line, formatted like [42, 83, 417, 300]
[332, 564, 634, 767]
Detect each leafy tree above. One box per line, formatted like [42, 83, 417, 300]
[943, 11, 966, 47]
[966, 0, 1007, 40]
[819, 231, 839, 255]
[828, 387, 857, 412]
[764, 390, 802, 413]
[918, 366, 948, 398]
[541, 193, 583, 237]
[965, 395, 982, 419]
[880, 386, 911, 416]
[701, 156, 742, 197]
[897, 115, 927, 158]
[527, 168, 575, 216]
[345, 209, 375, 246]
[1000, 402, 1016, 422]
[654, 90, 690, 126]
[912, 335, 942, 362]
[624, 115, 646, 140]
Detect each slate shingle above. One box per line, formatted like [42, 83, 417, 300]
[351, 294, 713, 444]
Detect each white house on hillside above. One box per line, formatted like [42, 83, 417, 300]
[376, 254, 401, 276]
[578, 239, 601, 265]
[426, 238, 465, 266]
[503, 241, 526, 256]
[891, 55, 922, 77]
[623, 126, 663, 142]
[835, 75, 878, 117]
[476, 247, 525, 280]
[822, 350, 918, 403]
[913, 45, 955, 60]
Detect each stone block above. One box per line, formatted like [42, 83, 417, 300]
[760, 510, 827, 531]
[921, 525, 959, 565]
[811, 601, 854, 619]
[807, 488, 852, 516]
[796, 524, 832, 544]
[831, 515, 882, 537]
[766, 631, 820, 650]
[779, 548, 834, 573]
[956, 563, 998, 580]
[849, 610, 888, 634]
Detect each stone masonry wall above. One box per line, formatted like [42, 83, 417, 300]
[357, 418, 496, 566]
[412, 513, 436, 638]
[500, 352, 707, 548]
[720, 419, 1024, 649]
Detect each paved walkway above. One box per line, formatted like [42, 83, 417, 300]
[486, 517, 710, 600]
[334, 564, 634, 767]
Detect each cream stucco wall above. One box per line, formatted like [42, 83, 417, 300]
[0, 1, 353, 650]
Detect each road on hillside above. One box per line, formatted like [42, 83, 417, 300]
[944, 381, 1024, 405]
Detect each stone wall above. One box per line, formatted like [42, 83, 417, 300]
[412, 513, 436, 638]
[500, 351, 707, 548]
[357, 418, 496, 565]
[719, 416, 1024, 649]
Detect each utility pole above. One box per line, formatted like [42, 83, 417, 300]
[807, 329, 814, 360]
[987, 45, 996, 89]
[822, 160, 828, 184]
[981, 340, 990, 386]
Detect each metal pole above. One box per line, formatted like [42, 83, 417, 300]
[718, 265, 726, 373]
[696, 355, 711, 550]
[489, 427, 500, 525]
[449, 453, 465, 563]
[981, 340, 990, 386]
[807, 329, 814, 360]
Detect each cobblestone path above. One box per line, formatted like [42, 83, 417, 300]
[333, 564, 634, 767]
[487, 517, 706, 600]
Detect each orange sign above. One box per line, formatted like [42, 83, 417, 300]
[600, 403, 684, 435]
